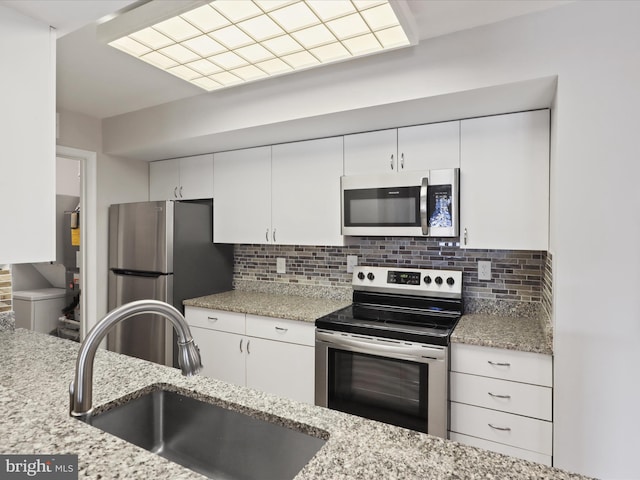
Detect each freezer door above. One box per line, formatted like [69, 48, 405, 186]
[107, 271, 174, 366]
[108, 201, 174, 273]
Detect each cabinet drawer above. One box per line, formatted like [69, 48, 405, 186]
[451, 343, 552, 386]
[450, 372, 552, 420]
[246, 315, 315, 346]
[450, 402, 552, 455]
[185, 307, 245, 335]
[449, 432, 552, 466]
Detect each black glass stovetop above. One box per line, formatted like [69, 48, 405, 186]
[316, 291, 462, 346]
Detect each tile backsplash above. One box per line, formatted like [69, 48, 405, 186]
[234, 237, 551, 314]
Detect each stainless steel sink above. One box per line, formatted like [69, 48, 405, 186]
[85, 388, 327, 480]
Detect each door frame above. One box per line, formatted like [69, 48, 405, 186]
[56, 145, 96, 340]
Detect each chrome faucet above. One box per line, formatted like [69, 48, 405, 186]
[69, 299, 202, 420]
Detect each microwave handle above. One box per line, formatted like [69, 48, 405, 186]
[420, 177, 429, 235]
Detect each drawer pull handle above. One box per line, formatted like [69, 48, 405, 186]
[275, 326, 288, 333]
[247, 340, 251, 354]
[239, 339, 243, 353]
[207, 317, 218, 322]
[488, 392, 511, 399]
[488, 423, 512, 432]
[487, 361, 511, 367]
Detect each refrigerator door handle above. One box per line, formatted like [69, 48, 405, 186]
[111, 269, 163, 278]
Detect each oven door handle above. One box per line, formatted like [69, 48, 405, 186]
[316, 330, 446, 363]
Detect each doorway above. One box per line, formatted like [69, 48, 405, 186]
[56, 146, 97, 341]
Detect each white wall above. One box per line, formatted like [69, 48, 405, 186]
[57, 109, 148, 328]
[101, 2, 640, 477]
[56, 156, 80, 197]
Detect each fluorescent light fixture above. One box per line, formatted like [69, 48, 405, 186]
[101, 0, 416, 92]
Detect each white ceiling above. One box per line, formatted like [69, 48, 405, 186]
[2, 0, 572, 120]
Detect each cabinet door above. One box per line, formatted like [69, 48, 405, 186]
[190, 326, 245, 386]
[449, 432, 552, 466]
[272, 137, 344, 246]
[213, 146, 272, 244]
[397, 121, 460, 171]
[344, 129, 397, 175]
[245, 336, 315, 404]
[450, 402, 553, 455]
[178, 154, 214, 200]
[149, 159, 180, 201]
[460, 110, 549, 250]
[1, 8, 56, 263]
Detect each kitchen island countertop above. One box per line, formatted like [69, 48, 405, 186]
[0, 329, 586, 479]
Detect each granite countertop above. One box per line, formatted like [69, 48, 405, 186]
[184, 290, 351, 323]
[0, 329, 589, 479]
[453, 314, 553, 355]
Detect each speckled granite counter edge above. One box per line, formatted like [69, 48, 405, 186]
[184, 289, 351, 323]
[0, 330, 592, 480]
[233, 279, 352, 301]
[0, 311, 14, 331]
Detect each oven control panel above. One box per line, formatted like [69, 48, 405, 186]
[353, 266, 462, 297]
[387, 270, 421, 285]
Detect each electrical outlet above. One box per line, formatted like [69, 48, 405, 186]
[346, 255, 358, 273]
[478, 260, 492, 281]
[276, 257, 286, 274]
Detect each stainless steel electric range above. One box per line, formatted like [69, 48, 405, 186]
[315, 266, 463, 438]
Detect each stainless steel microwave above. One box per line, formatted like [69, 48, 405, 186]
[341, 168, 459, 237]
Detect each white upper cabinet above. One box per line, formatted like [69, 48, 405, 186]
[271, 137, 344, 246]
[344, 121, 460, 175]
[397, 121, 460, 171]
[149, 154, 213, 201]
[213, 146, 272, 244]
[213, 139, 344, 246]
[460, 110, 550, 250]
[344, 128, 397, 175]
[0, 7, 55, 264]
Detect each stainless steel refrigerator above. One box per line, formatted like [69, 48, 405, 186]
[107, 200, 233, 367]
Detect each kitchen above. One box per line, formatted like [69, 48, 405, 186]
[1, 1, 639, 479]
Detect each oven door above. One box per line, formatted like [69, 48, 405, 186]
[315, 329, 449, 438]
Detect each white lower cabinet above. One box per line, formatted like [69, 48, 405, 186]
[449, 343, 553, 466]
[185, 307, 315, 404]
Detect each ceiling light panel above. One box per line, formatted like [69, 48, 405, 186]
[107, 0, 413, 92]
